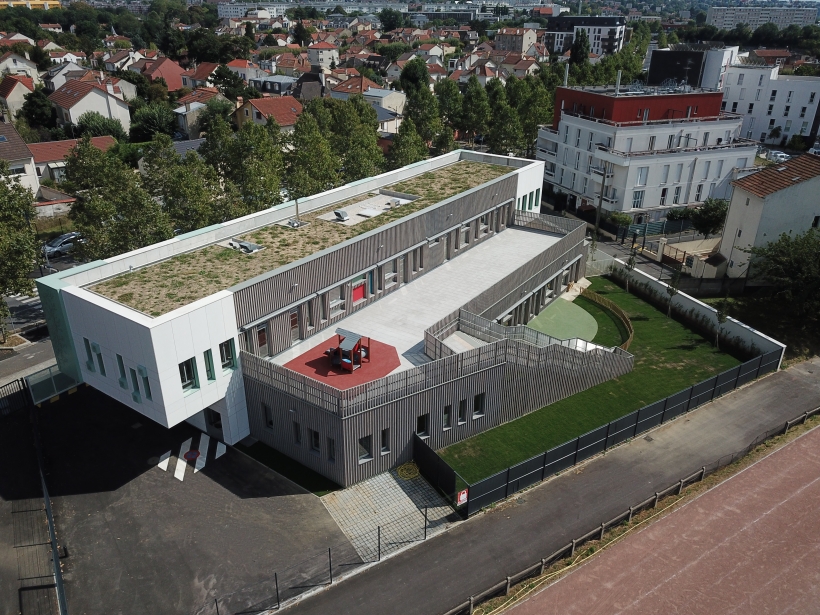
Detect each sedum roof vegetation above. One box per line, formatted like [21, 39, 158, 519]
[91, 161, 510, 317]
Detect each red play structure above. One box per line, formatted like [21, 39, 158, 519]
[323, 328, 371, 373]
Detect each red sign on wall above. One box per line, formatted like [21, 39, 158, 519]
[457, 489, 468, 506]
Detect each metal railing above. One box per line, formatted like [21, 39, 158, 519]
[25, 364, 79, 405]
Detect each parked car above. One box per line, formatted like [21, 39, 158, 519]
[769, 151, 790, 163]
[808, 143, 820, 156]
[42, 232, 82, 258]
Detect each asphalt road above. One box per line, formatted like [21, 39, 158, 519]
[0, 338, 55, 388]
[285, 358, 820, 615]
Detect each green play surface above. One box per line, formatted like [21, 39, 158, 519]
[527, 298, 598, 341]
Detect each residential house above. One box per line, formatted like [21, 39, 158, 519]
[0, 52, 41, 84]
[513, 58, 539, 78]
[495, 28, 537, 53]
[39, 23, 63, 33]
[292, 72, 326, 101]
[362, 86, 406, 115]
[276, 54, 310, 77]
[48, 79, 132, 132]
[750, 49, 795, 67]
[104, 35, 132, 49]
[181, 62, 219, 89]
[226, 59, 269, 82]
[248, 74, 297, 97]
[0, 74, 34, 119]
[37, 39, 63, 51]
[235, 95, 302, 131]
[129, 57, 186, 92]
[716, 153, 820, 278]
[28, 135, 116, 182]
[0, 32, 35, 46]
[173, 88, 228, 138]
[374, 104, 401, 134]
[0, 122, 39, 193]
[427, 63, 447, 83]
[104, 49, 143, 72]
[43, 61, 84, 92]
[49, 50, 87, 65]
[330, 76, 382, 101]
[416, 43, 444, 61]
[525, 42, 549, 62]
[307, 42, 340, 70]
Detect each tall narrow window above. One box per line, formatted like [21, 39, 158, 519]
[310, 429, 320, 453]
[648, 135, 655, 150]
[179, 358, 198, 391]
[219, 339, 236, 369]
[117, 354, 127, 388]
[204, 349, 216, 381]
[660, 187, 667, 206]
[443, 405, 452, 429]
[129, 368, 140, 397]
[83, 338, 95, 372]
[473, 393, 485, 418]
[263, 403, 273, 428]
[381, 428, 390, 454]
[661, 164, 669, 184]
[416, 413, 429, 437]
[673, 186, 681, 204]
[632, 190, 645, 209]
[139, 366, 152, 401]
[695, 184, 703, 201]
[293, 421, 301, 445]
[327, 437, 336, 461]
[458, 400, 467, 424]
[702, 160, 711, 180]
[716, 159, 724, 178]
[257, 325, 268, 356]
[95, 347, 106, 376]
[358, 435, 372, 461]
[636, 167, 648, 186]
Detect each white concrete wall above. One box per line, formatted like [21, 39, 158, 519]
[67, 89, 132, 132]
[60, 286, 249, 441]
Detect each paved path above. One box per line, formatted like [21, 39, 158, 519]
[511, 424, 820, 615]
[0, 339, 55, 387]
[284, 358, 820, 615]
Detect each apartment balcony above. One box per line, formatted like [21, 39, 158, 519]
[594, 137, 759, 162]
[560, 109, 746, 129]
[589, 165, 614, 179]
[537, 146, 557, 158]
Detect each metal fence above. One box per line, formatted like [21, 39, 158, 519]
[428, 348, 782, 518]
[440, 402, 820, 615]
[0, 378, 29, 416]
[585, 248, 617, 277]
[579, 289, 634, 350]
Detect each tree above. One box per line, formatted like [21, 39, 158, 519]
[77, 111, 128, 141]
[405, 87, 440, 143]
[200, 116, 235, 180]
[749, 228, 820, 316]
[292, 21, 310, 46]
[387, 118, 428, 170]
[487, 101, 523, 155]
[768, 125, 782, 141]
[230, 121, 285, 213]
[399, 57, 431, 97]
[610, 211, 632, 227]
[460, 75, 490, 146]
[787, 135, 809, 151]
[434, 78, 462, 130]
[657, 31, 668, 48]
[130, 103, 176, 142]
[0, 160, 38, 343]
[666, 208, 691, 221]
[690, 198, 728, 239]
[666, 265, 681, 318]
[378, 7, 404, 31]
[13, 117, 40, 143]
[432, 126, 455, 155]
[623, 248, 636, 293]
[195, 97, 235, 135]
[211, 64, 258, 101]
[570, 28, 591, 65]
[517, 80, 551, 158]
[284, 113, 339, 221]
[20, 87, 54, 129]
[485, 77, 506, 115]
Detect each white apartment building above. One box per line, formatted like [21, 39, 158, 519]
[537, 86, 758, 222]
[721, 62, 820, 146]
[706, 6, 817, 30]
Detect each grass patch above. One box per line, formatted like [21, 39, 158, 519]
[235, 441, 340, 496]
[574, 295, 627, 348]
[439, 277, 743, 483]
[90, 161, 509, 316]
[701, 295, 817, 367]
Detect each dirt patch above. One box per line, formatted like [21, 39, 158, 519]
[90, 161, 510, 317]
[0, 334, 28, 348]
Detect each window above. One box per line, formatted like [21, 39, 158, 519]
[293, 421, 302, 445]
[767, 105, 773, 116]
[588, 132, 594, 150]
[219, 339, 235, 369]
[570, 173, 576, 190]
[801, 122, 808, 135]
[756, 89, 761, 101]
[667, 134, 675, 149]
[204, 349, 216, 381]
[129, 367, 140, 397]
[263, 403, 273, 428]
[716, 160, 724, 178]
[416, 413, 429, 437]
[673, 186, 681, 204]
[787, 91, 793, 103]
[563, 148, 568, 165]
[95, 348, 106, 376]
[330, 284, 346, 316]
[257, 325, 268, 356]
[83, 338, 94, 372]
[632, 190, 645, 209]
[473, 393, 485, 418]
[702, 160, 710, 180]
[636, 167, 648, 186]
[737, 73, 744, 85]
[739, 88, 745, 100]
[458, 400, 467, 424]
[626, 137, 632, 152]
[770, 90, 777, 102]
[563, 125, 568, 143]
[310, 429, 320, 453]
[582, 177, 588, 194]
[784, 106, 790, 117]
[443, 405, 452, 429]
[749, 117, 755, 129]
[8, 166, 24, 175]
[327, 437, 336, 462]
[731, 102, 737, 113]
[660, 187, 667, 206]
[358, 435, 372, 461]
[813, 216, 820, 229]
[117, 354, 127, 388]
[380, 428, 390, 454]
[785, 120, 792, 132]
[811, 93, 816, 104]
[575, 129, 581, 147]
[575, 151, 580, 170]
[140, 368, 152, 401]
[179, 358, 198, 391]
[769, 119, 775, 129]
[695, 184, 703, 201]
[801, 107, 807, 118]
[702, 132, 710, 146]
[648, 135, 655, 150]
[758, 74, 764, 86]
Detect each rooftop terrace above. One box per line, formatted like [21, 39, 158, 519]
[89, 160, 510, 317]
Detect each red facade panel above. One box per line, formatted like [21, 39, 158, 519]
[553, 87, 725, 127]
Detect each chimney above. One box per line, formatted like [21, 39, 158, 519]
[185, 102, 191, 112]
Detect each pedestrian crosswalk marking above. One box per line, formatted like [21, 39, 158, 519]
[194, 434, 210, 473]
[157, 450, 171, 471]
[159, 434, 225, 482]
[174, 438, 192, 481]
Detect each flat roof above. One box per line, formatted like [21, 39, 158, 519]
[89, 160, 510, 317]
[271, 227, 562, 374]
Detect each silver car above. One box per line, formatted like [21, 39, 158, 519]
[43, 232, 82, 258]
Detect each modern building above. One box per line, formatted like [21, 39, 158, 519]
[494, 28, 537, 54]
[721, 60, 820, 146]
[537, 84, 758, 222]
[36, 151, 634, 487]
[541, 16, 627, 57]
[715, 153, 820, 278]
[706, 6, 817, 30]
[647, 43, 739, 90]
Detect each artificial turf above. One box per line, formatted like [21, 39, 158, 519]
[575, 295, 627, 348]
[526, 298, 598, 341]
[439, 276, 743, 483]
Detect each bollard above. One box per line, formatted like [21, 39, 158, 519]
[599, 522, 605, 541]
[469, 596, 474, 614]
[803, 412, 809, 425]
[275, 572, 280, 609]
[653, 492, 659, 508]
[505, 576, 511, 596]
[570, 539, 577, 557]
[328, 548, 333, 584]
[628, 506, 634, 522]
[677, 479, 684, 495]
[378, 526, 381, 561]
[540, 558, 547, 575]
[700, 466, 706, 481]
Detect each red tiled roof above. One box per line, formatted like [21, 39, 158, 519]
[309, 41, 337, 49]
[181, 62, 219, 82]
[39, 23, 61, 28]
[47, 80, 115, 110]
[143, 56, 185, 91]
[248, 95, 303, 126]
[0, 74, 33, 99]
[752, 49, 791, 57]
[176, 87, 220, 105]
[732, 154, 820, 198]
[27, 136, 116, 163]
[227, 58, 254, 68]
[331, 76, 380, 94]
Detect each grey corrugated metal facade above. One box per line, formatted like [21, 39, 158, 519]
[239, 193, 635, 486]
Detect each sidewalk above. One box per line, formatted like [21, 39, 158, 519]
[0, 339, 55, 388]
[284, 358, 820, 615]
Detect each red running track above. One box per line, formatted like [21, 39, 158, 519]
[510, 426, 820, 615]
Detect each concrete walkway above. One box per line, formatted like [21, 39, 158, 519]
[284, 358, 820, 615]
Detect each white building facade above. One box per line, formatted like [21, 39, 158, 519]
[706, 6, 817, 30]
[721, 63, 820, 146]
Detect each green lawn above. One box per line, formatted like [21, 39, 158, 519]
[439, 277, 743, 483]
[235, 441, 340, 496]
[575, 295, 627, 348]
[527, 298, 598, 341]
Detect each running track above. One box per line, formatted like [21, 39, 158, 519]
[510, 425, 820, 615]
